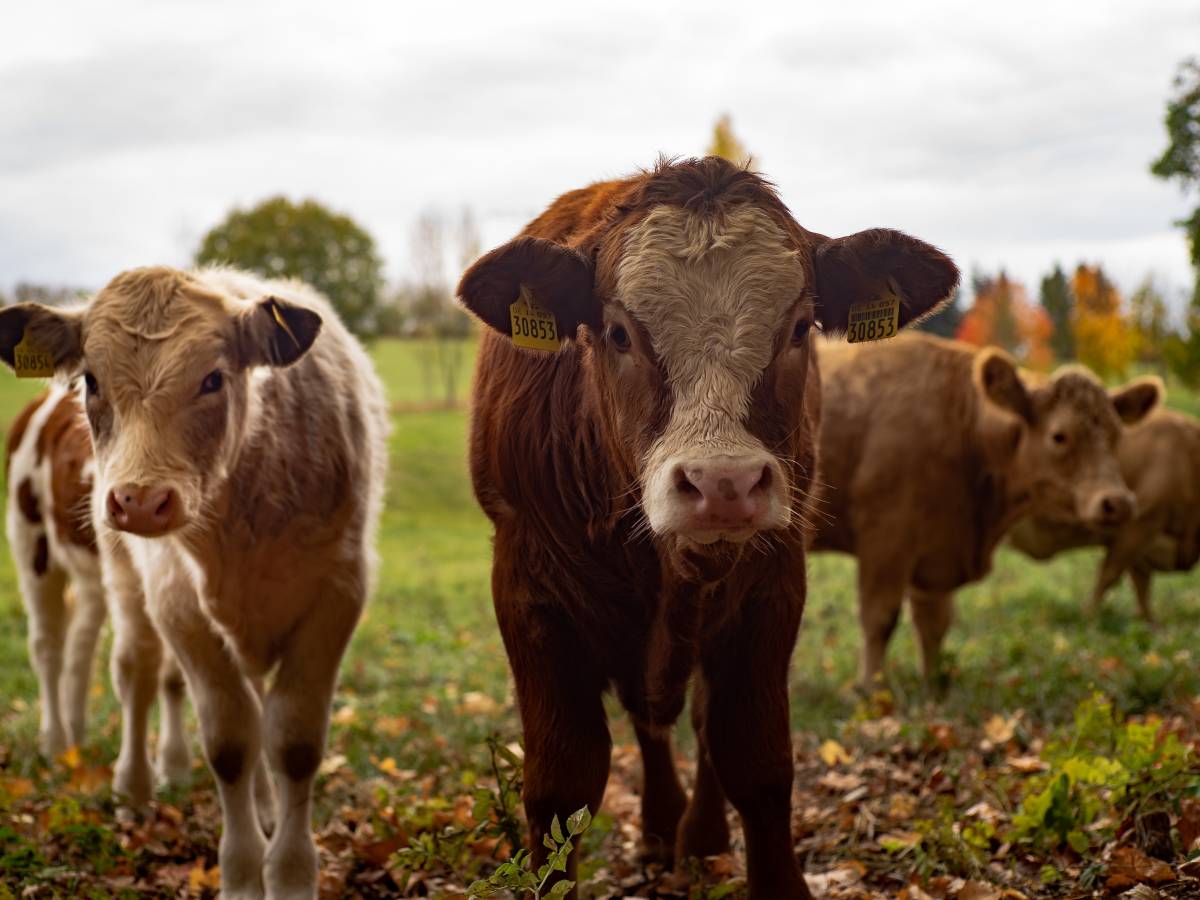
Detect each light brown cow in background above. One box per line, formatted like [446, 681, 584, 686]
[1009, 400, 1200, 620]
[810, 333, 1160, 686]
[0, 267, 388, 900]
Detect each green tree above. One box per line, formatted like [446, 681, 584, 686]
[1039, 264, 1075, 361]
[707, 114, 754, 166]
[1150, 58, 1200, 384]
[194, 196, 386, 338]
[1129, 276, 1171, 371]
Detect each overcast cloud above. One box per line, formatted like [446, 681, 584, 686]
[2, 0, 1197, 310]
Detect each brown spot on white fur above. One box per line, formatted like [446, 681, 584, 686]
[16, 478, 41, 524]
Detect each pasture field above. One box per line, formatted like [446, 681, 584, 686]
[1, 339, 1200, 898]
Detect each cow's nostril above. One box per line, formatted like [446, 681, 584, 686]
[675, 466, 702, 497]
[753, 465, 772, 494]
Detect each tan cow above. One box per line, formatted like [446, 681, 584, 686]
[0, 267, 388, 900]
[810, 333, 1160, 686]
[1009, 399, 1199, 620]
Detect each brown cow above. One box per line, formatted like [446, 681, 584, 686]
[458, 156, 958, 898]
[0, 266, 388, 900]
[810, 333, 1161, 686]
[1009, 397, 1198, 620]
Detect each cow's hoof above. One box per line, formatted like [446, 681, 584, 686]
[156, 751, 192, 789]
[38, 727, 68, 760]
[113, 757, 154, 808]
[637, 834, 675, 867]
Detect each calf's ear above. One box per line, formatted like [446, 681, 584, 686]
[813, 229, 958, 334]
[457, 236, 598, 345]
[0, 303, 84, 374]
[236, 296, 322, 368]
[1109, 376, 1162, 425]
[974, 348, 1034, 423]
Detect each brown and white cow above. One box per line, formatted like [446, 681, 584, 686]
[6, 386, 197, 792]
[458, 156, 958, 899]
[810, 333, 1161, 686]
[1009, 396, 1198, 621]
[0, 266, 388, 900]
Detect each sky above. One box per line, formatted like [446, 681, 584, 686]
[2, 0, 1197, 313]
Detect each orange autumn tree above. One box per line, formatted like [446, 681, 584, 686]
[1072, 264, 1138, 378]
[956, 271, 1054, 369]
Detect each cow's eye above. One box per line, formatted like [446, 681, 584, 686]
[83, 372, 98, 398]
[199, 370, 224, 395]
[791, 319, 811, 345]
[610, 324, 632, 353]
[1051, 431, 1068, 446]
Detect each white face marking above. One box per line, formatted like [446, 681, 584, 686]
[615, 204, 806, 539]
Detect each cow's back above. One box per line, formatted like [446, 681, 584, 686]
[5, 385, 99, 581]
[1121, 409, 1200, 570]
[812, 334, 981, 563]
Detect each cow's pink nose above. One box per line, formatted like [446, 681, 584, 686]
[107, 484, 178, 536]
[674, 458, 772, 528]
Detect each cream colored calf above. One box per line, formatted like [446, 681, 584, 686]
[0, 267, 388, 900]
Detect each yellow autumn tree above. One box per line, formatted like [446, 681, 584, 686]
[1072, 264, 1138, 378]
[707, 114, 754, 167]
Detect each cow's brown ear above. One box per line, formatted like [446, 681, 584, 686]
[1110, 376, 1162, 425]
[0, 303, 84, 374]
[813, 229, 958, 334]
[457, 236, 598, 343]
[235, 296, 322, 368]
[975, 349, 1034, 423]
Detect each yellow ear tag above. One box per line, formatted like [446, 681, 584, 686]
[846, 287, 901, 344]
[13, 332, 54, 378]
[509, 289, 560, 352]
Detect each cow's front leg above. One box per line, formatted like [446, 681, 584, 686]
[19, 564, 69, 757]
[495, 576, 610, 899]
[675, 677, 730, 862]
[909, 589, 955, 686]
[699, 609, 808, 899]
[857, 560, 907, 688]
[633, 722, 687, 865]
[105, 550, 161, 806]
[1131, 566, 1155, 623]
[156, 653, 191, 788]
[261, 593, 360, 900]
[155, 596, 266, 900]
[60, 581, 107, 749]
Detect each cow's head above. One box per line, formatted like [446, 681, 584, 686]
[0, 267, 321, 537]
[974, 353, 1160, 528]
[460, 157, 958, 555]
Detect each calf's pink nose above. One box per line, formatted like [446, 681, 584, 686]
[675, 459, 771, 527]
[108, 484, 178, 536]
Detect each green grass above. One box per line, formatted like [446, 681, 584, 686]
[1, 340, 1199, 895]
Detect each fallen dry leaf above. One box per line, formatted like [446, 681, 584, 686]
[819, 739, 853, 767]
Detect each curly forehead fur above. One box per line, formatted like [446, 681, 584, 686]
[1041, 367, 1121, 435]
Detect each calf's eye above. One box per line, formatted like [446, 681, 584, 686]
[83, 372, 98, 397]
[791, 319, 811, 345]
[610, 324, 632, 353]
[1051, 431, 1067, 446]
[199, 370, 224, 395]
